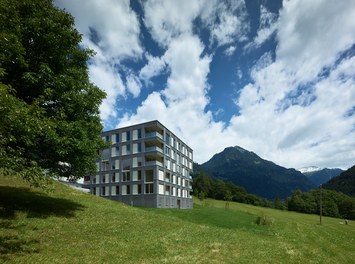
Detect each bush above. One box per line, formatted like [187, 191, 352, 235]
[255, 214, 274, 226]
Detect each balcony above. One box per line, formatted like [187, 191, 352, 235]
[145, 160, 163, 167]
[145, 131, 163, 140]
[145, 146, 163, 153]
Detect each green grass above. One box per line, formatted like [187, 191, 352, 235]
[1, 172, 355, 264]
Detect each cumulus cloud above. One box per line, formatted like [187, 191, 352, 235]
[126, 74, 142, 98]
[200, 0, 249, 47]
[142, 0, 202, 47]
[232, 0, 355, 169]
[54, 0, 143, 124]
[139, 53, 167, 85]
[57, 0, 355, 169]
[245, 5, 278, 51]
[277, 0, 355, 82]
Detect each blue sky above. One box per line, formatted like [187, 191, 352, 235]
[55, 0, 355, 169]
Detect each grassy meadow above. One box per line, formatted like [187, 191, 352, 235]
[1, 172, 354, 264]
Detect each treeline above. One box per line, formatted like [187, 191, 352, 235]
[192, 173, 278, 208]
[192, 173, 355, 220]
[287, 189, 355, 219]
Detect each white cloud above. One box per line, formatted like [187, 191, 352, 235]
[277, 0, 355, 82]
[54, 0, 143, 123]
[224, 46, 236, 56]
[231, 0, 355, 169]
[55, 0, 142, 60]
[244, 5, 278, 51]
[57, 0, 355, 170]
[126, 74, 142, 98]
[89, 61, 125, 122]
[139, 53, 167, 85]
[201, 0, 249, 47]
[143, 0, 202, 47]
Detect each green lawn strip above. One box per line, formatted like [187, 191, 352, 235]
[1, 173, 355, 263]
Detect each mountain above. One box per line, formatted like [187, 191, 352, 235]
[196, 146, 315, 199]
[323, 165, 355, 197]
[301, 168, 343, 186]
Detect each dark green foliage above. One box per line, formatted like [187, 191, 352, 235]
[303, 168, 343, 186]
[287, 188, 355, 219]
[323, 165, 355, 197]
[192, 172, 275, 208]
[197, 146, 314, 199]
[0, 0, 106, 185]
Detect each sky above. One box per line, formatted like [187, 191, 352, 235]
[54, 0, 355, 170]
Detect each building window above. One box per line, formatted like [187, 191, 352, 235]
[115, 133, 119, 143]
[145, 183, 154, 194]
[102, 187, 105, 196]
[138, 184, 142, 194]
[165, 133, 170, 145]
[126, 185, 131, 195]
[122, 171, 131, 182]
[165, 146, 170, 156]
[122, 159, 131, 170]
[138, 170, 142, 180]
[116, 186, 120, 195]
[101, 160, 109, 171]
[145, 170, 154, 182]
[111, 173, 115, 182]
[126, 131, 131, 141]
[137, 129, 141, 139]
[105, 135, 109, 142]
[165, 172, 170, 182]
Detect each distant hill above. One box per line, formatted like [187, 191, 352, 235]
[196, 146, 314, 199]
[323, 165, 355, 197]
[301, 168, 343, 186]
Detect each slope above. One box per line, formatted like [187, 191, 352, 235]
[302, 168, 343, 186]
[323, 165, 355, 197]
[1, 171, 355, 263]
[197, 146, 314, 199]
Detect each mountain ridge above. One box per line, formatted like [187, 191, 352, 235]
[196, 146, 315, 199]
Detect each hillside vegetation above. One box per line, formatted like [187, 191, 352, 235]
[324, 165, 355, 197]
[1, 172, 355, 264]
[196, 146, 314, 199]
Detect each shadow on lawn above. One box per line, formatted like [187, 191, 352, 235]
[0, 186, 86, 259]
[0, 186, 86, 219]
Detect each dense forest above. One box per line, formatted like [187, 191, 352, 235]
[192, 172, 355, 220]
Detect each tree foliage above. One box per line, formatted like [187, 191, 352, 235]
[287, 188, 355, 220]
[192, 172, 273, 207]
[0, 0, 106, 185]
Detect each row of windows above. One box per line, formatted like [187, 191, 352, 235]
[104, 129, 142, 143]
[94, 183, 190, 197]
[102, 128, 192, 160]
[93, 183, 153, 196]
[98, 157, 192, 173]
[89, 170, 153, 184]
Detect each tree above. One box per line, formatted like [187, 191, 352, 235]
[0, 0, 106, 185]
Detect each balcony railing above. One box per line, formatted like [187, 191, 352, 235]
[145, 146, 163, 153]
[145, 131, 163, 140]
[145, 160, 163, 167]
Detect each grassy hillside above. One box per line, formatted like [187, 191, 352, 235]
[1, 172, 355, 264]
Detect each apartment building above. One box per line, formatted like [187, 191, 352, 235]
[83, 120, 193, 209]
